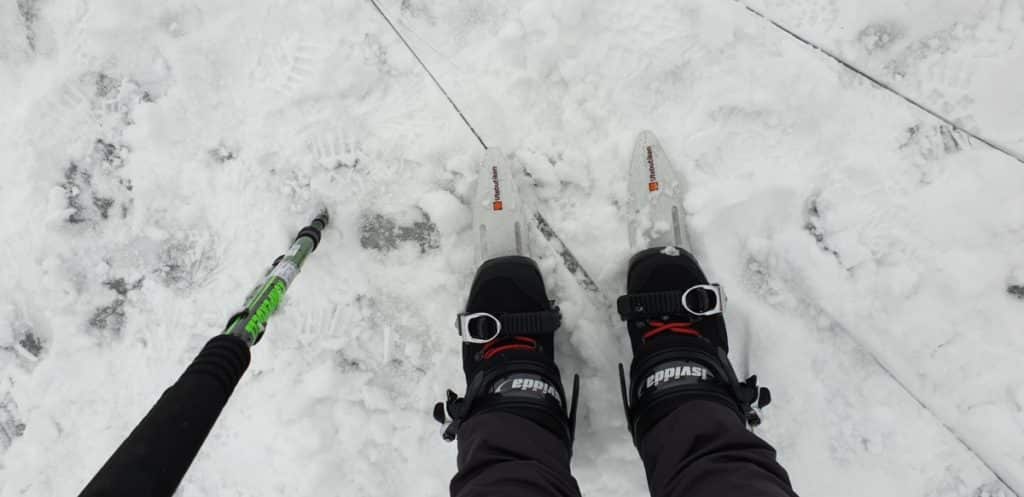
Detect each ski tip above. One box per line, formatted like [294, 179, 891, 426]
[483, 147, 505, 161]
[636, 129, 660, 146]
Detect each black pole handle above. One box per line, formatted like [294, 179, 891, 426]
[79, 335, 250, 497]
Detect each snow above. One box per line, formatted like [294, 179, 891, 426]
[746, 0, 1024, 155]
[1, 0, 1023, 496]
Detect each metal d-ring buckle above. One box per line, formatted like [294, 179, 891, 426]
[456, 312, 502, 344]
[681, 284, 726, 316]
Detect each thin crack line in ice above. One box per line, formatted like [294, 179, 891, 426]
[830, 315, 1021, 496]
[355, 6, 1019, 490]
[734, 0, 1024, 166]
[366, 0, 604, 296]
[732, 3, 1024, 492]
[366, 0, 487, 149]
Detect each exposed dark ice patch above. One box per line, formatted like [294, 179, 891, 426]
[82, 72, 160, 122]
[937, 125, 965, 153]
[805, 200, 826, 244]
[335, 157, 360, 170]
[17, 332, 43, 358]
[900, 124, 970, 161]
[94, 140, 126, 168]
[104, 277, 140, 297]
[2, 311, 45, 363]
[208, 143, 238, 163]
[157, 233, 219, 290]
[93, 196, 115, 219]
[88, 277, 143, 336]
[359, 212, 439, 253]
[334, 355, 362, 372]
[0, 394, 26, 451]
[61, 140, 132, 224]
[1008, 285, 1024, 299]
[89, 300, 126, 333]
[17, 0, 38, 51]
[804, 195, 842, 262]
[63, 163, 92, 224]
[95, 73, 120, 98]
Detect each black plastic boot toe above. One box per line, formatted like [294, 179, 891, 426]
[617, 247, 769, 445]
[435, 256, 578, 448]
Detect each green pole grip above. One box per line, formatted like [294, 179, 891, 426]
[224, 211, 328, 346]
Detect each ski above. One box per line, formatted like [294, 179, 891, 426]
[472, 148, 531, 263]
[628, 130, 691, 251]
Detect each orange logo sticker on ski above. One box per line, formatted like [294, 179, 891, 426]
[646, 146, 658, 192]
[490, 165, 503, 211]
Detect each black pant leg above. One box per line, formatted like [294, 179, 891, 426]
[451, 412, 582, 497]
[638, 400, 798, 497]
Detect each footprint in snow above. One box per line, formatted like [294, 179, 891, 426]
[359, 211, 440, 254]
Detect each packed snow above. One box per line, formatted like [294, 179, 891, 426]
[1, 0, 1022, 496]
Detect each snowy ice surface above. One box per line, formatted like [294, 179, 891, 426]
[746, 0, 1024, 155]
[1, 1, 1023, 496]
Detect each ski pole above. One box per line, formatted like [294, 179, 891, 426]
[79, 210, 329, 497]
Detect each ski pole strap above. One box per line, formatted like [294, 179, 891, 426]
[456, 309, 561, 344]
[617, 284, 726, 321]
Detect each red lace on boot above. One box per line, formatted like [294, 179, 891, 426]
[481, 337, 538, 359]
[642, 321, 701, 342]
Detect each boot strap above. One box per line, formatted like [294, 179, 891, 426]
[617, 284, 726, 321]
[456, 308, 561, 344]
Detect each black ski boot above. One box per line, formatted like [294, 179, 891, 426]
[617, 247, 770, 445]
[434, 256, 578, 448]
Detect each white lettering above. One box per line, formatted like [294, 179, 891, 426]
[645, 365, 712, 389]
